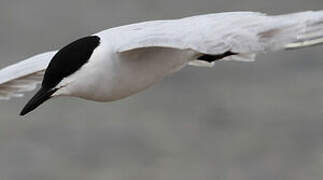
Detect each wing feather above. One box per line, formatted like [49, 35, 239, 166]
[0, 51, 57, 100]
[111, 11, 323, 63]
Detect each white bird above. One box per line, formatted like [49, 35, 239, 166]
[1, 11, 323, 116]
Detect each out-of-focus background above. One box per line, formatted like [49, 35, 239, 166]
[1, 0, 323, 180]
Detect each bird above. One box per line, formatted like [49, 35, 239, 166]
[1, 11, 323, 116]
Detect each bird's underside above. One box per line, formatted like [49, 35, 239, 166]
[0, 10, 322, 115]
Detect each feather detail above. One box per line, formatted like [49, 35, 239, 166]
[111, 11, 323, 62]
[0, 51, 56, 100]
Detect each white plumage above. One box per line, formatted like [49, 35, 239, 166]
[0, 51, 56, 100]
[1, 11, 323, 115]
[112, 11, 323, 55]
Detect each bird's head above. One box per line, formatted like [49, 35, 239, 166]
[20, 36, 101, 116]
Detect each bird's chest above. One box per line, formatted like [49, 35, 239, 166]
[92, 48, 194, 101]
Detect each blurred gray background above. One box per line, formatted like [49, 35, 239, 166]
[1, 0, 323, 180]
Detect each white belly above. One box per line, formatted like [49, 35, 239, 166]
[66, 47, 196, 102]
[104, 47, 195, 101]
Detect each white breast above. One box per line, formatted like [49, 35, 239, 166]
[107, 47, 195, 101]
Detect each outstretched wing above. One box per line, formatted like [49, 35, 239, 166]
[0, 51, 57, 100]
[112, 11, 323, 64]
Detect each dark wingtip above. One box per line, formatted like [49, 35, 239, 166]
[20, 88, 57, 116]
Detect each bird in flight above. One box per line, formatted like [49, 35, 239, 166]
[0, 11, 323, 116]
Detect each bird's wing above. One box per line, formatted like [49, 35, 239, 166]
[0, 51, 57, 100]
[114, 11, 323, 65]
